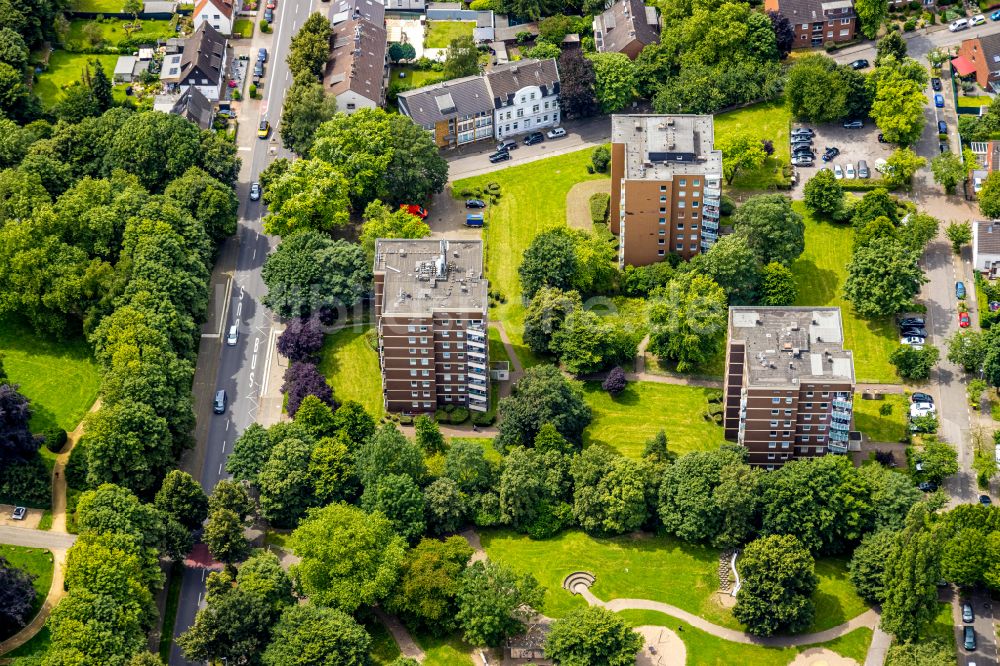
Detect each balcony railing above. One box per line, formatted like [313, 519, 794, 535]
[830, 421, 850, 432]
[829, 429, 849, 441]
[828, 441, 849, 454]
[703, 219, 719, 231]
[704, 196, 720, 207]
[832, 398, 852, 411]
[704, 186, 721, 198]
[702, 207, 720, 220]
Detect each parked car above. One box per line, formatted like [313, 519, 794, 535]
[257, 47, 268, 62]
[931, 77, 942, 91]
[950, 17, 970, 31]
[792, 147, 815, 158]
[523, 131, 544, 145]
[213, 390, 227, 415]
[957, 281, 967, 299]
[791, 127, 815, 137]
[489, 150, 511, 163]
[959, 311, 971, 327]
[934, 94, 945, 108]
[790, 156, 814, 167]
[264, 7, 274, 21]
[226, 325, 239, 346]
[992, 8, 1000, 19]
[899, 316, 925, 327]
[963, 603, 975, 623]
[497, 138, 517, 152]
[901, 326, 927, 338]
[822, 147, 840, 161]
[972, 13, 987, 25]
[981, 494, 993, 505]
[874, 157, 888, 173]
[266, 0, 276, 7]
[900, 335, 925, 349]
[910, 401, 936, 418]
[465, 199, 486, 208]
[253, 61, 264, 77]
[791, 139, 813, 149]
[400, 204, 428, 219]
[877, 133, 889, 143]
[249, 182, 261, 201]
[938, 120, 948, 134]
[845, 162, 856, 179]
[850, 58, 870, 69]
[257, 119, 270, 139]
[917, 481, 938, 492]
[965, 626, 977, 651]
[843, 120, 864, 129]
[858, 160, 870, 178]
[546, 127, 566, 139]
[11, 506, 25, 520]
[911, 392, 934, 404]
[834, 164, 844, 179]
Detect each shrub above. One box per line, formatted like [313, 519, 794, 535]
[601, 366, 627, 396]
[470, 0, 501, 9]
[720, 194, 736, 216]
[879, 402, 893, 417]
[43, 428, 68, 454]
[0, 455, 51, 508]
[435, 408, 449, 422]
[260, 19, 271, 32]
[231, 90, 241, 101]
[450, 407, 470, 424]
[516, 31, 534, 43]
[589, 192, 610, 224]
[444, 404, 455, 413]
[249, 83, 257, 98]
[64, 440, 90, 490]
[398, 414, 414, 426]
[761, 139, 774, 156]
[486, 182, 501, 195]
[903, 18, 916, 30]
[281, 361, 335, 417]
[472, 411, 495, 426]
[591, 146, 610, 173]
[277, 316, 324, 362]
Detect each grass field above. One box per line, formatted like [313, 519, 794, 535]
[452, 149, 607, 367]
[789, 202, 899, 383]
[957, 95, 992, 108]
[35, 52, 126, 108]
[425, 21, 475, 48]
[1, 625, 51, 659]
[73, 0, 124, 11]
[482, 530, 868, 634]
[367, 618, 403, 665]
[415, 632, 474, 666]
[390, 66, 444, 88]
[232, 18, 254, 38]
[317, 325, 384, 418]
[646, 346, 726, 380]
[616, 609, 872, 666]
[65, 18, 176, 47]
[488, 326, 511, 366]
[582, 381, 727, 459]
[0, 317, 100, 433]
[0, 546, 54, 641]
[715, 97, 791, 190]
[853, 393, 907, 443]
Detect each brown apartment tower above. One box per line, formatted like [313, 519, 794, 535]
[373, 239, 489, 415]
[609, 114, 723, 267]
[723, 307, 856, 469]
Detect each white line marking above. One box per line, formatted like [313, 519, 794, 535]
[240, 285, 244, 300]
[254, 337, 260, 354]
[249, 371, 255, 388]
[201, 333, 220, 339]
[221, 440, 226, 452]
[217, 276, 234, 339]
[197, 593, 202, 606]
[237, 301, 242, 318]
[252, 354, 257, 371]
[238, 146, 252, 152]
[218, 463, 223, 475]
[253, 248, 257, 260]
[260, 327, 277, 397]
[225, 420, 229, 431]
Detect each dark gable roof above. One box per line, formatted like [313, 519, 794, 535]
[329, 0, 385, 28]
[977, 32, 1000, 69]
[179, 22, 227, 85]
[977, 221, 1000, 255]
[772, 0, 855, 22]
[323, 17, 388, 103]
[594, 0, 659, 54]
[171, 86, 214, 129]
[397, 75, 494, 126]
[484, 58, 559, 109]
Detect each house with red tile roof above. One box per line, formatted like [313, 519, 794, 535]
[194, 0, 237, 36]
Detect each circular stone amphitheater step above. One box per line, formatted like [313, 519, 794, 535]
[562, 571, 596, 595]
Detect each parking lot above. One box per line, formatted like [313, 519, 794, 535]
[791, 121, 896, 184]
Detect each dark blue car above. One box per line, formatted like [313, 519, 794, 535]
[957, 281, 967, 299]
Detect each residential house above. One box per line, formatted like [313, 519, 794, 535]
[159, 22, 230, 102]
[955, 33, 1000, 92]
[373, 239, 490, 415]
[973, 220, 1000, 278]
[397, 76, 495, 148]
[193, 0, 236, 35]
[486, 58, 560, 139]
[592, 0, 660, 59]
[383, 0, 425, 11]
[170, 87, 216, 129]
[113, 54, 150, 83]
[970, 141, 1000, 194]
[609, 114, 723, 266]
[762, 0, 856, 48]
[323, 0, 389, 113]
[723, 307, 856, 468]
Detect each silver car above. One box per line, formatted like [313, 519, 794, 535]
[858, 160, 870, 179]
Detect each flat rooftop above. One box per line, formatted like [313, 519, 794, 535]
[375, 239, 487, 316]
[729, 307, 855, 387]
[611, 114, 723, 180]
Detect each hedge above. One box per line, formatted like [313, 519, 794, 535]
[450, 407, 470, 424]
[0, 455, 52, 508]
[841, 178, 900, 192]
[589, 192, 610, 224]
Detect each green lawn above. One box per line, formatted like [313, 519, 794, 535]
[0, 546, 54, 641]
[714, 97, 791, 190]
[425, 21, 475, 48]
[35, 51, 127, 108]
[65, 18, 177, 48]
[72, 0, 124, 11]
[232, 18, 254, 38]
[488, 326, 511, 366]
[853, 393, 907, 443]
[452, 149, 607, 367]
[809, 557, 870, 634]
[366, 618, 403, 665]
[415, 632, 474, 666]
[582, 381, 727, 459]
[390, 66, 444, 89]
[0, 317, 100, 433]
[790, 202, 899, 383]
[646, 346, 726, 380]
[957, 95, 992, 108]
[316, 324, 384, 418]
[616, 609, 872, 666]
[2, 625, 51, 659]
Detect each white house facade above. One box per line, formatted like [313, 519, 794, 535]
[483, 59, 560, 139]
[193, 0, 235, 36]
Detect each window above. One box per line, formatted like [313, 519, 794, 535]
[821, 392, 829, 397]
[421, 370, 429, 377]
[412, 401, 419, 408]
[801, 23, 808, 28]
[421, 359, 429, 366]
[693, 179, 700, 186]
[678, 179, 687, 186]
[827, 31, 833, 37]
[769, 431, 777, 437]
[444, 374, 451, 381]
[768, 441, 777, 449]
[408, 336, 416, 344]
[658, 229, 665, 236]
[660, 207, 667, 214]
[658, 238, 665, 245]
[783, 421, 792, 428]
[841, 17, 851, 23]
[692, 201, 700, 208]
[409, 359, 417, 366]
[772, 397, 781, 404]
[771, 409, 779, 415]
[768, 453, 776, 460]
[442, 343, 450, 350]
[803, 425, 812, 431]
[675, 243, 683, 251]
[690, 243, 698, 251]
[443, 353, 451, 360]
[678, 201, 686, 208]
[784, 409, 792, 416]
[820, 403, 828, 409]
[657, 249, 665, 256]
[411, 391, 418, 398]
[660, 196, 667, 202]
[410, 370, 417, 376]
[806, 391, 814, 398]
[660, 185, 667, 192]
[785, 397, 793, 404]
[803, 414, 812, 421]
[659, 218, 666, 225]
[805, 402, 813, 409]
[407, 325, 416, 333]
[818, 425, 827, 431]
[676, 223, 685, 230]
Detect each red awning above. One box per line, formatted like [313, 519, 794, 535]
[952, 56, 977, 77]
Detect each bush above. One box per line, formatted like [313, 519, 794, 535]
[260, 19, 271, 32]
[398, 414, 414, 426]
[841, 179, 899, 192]
[450, 407, 470, 424]
[601, 366, 627, 396]
[589, 192, 610, 224]
[0, 455, 51, 508]
[472, 411, 495, 426]
[434, 408, 449, 422]
[281, 361, 335, 417]
[591, 146, 610, 173]
[232, 90, 241, 101]
[486, 182, 501, 195]
[879, 402, 893, 417]
[444, 404, 455, 413]
[64, 440, 90, 490]
[470, 0, 501, 9]
[903, 18, 916, 30]
[42, 428, 68, 454]
[277, 316, 324, 362]
[249, 83, 257, 98]
[720, 194, 736, 216]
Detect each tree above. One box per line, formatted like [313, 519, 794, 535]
[293, 396, 338, 440]
[558, 50, 598, 119]
[262, 158, 351, 237]
[497, 364, 592, 449]
[979, 171, 1000, 218]
[203, 508, 250, 564]
[388, 42, 417, 63]
[361, 473, 426, 543]
[876, 31, 907, 64]
[855, 0, 888, 38]
[384, 114, 449, 207]
[586, 53, 636, 113]
[882, 148, 927, 188]
[733, 194, 805, 267]
[880, 508, 941, 641]
[359, 199, 431, 258]
[947, 330, 987, 373]
[759, 262, 799, 306]
[946, 221, 972, 254]
[178, 583, 281, 664]
[164, 166, 239, 245]
[0, 28, 28, 72]
[331, 400, 376, 446]
[281, 361, 334, 418]
[849, 529, 896, 604]
[287, 13, 332, 78]
[657, 447, 747, 545]
[698, 234, 761, 304]
[884, 641, 954, 666]
[262, 231, 371, 318]
[75, 483, 164, 548]
[871, 71, 925, 147]
[843, 238, 926, 317]
[930, 151, 966, 194]
[642, 430, 675, 464]
[208, 479, 254, 522]
[424, 477, 468, 535]
[918, 438, 959, 484]
[276, 316, 324, 363]
[570, 446, 652, 536]
[355, 423, 427, 489]
[257, 436, 316, 527]
[226, 423, 273, 483]
[280, 80, 337, 156]
[90, 59, 113, 113]
[518, 227, 579, 300]
[524, 40, 561, 59]
[889, 344, 939, 381]
[647, 273, 728, 372]
[498, 446, 570, 532]
[852, 188, 899, 228]
[262, 604, 371, 666]
[83, 401, 173, 495]
[523, 287, 582, 355]
[768, 11, 795, 59]
[456, 560, 544, 647]
[444, 36, 479, 79]
[718, 131, 768, 185]
[0, 555, 36, 634]
[544, 606, 642, 666]
[803, 169, 845, 217]
[0, 383, 35, 461]
[733, 534, 818, 636]
[786, 55, 848, 123]
[551, 309, 636, 375]
[104, 111, 204, 192]
[445, 439, 494, 493]
[602, 366, 627, 396]
[154, 470, 208, 530]
[388, 536, 473, 634]
[309, 434, 355, 503]
[415, 415, 445, 454]
[290, 502, 407, 612]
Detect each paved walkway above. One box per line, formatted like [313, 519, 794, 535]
[374, 608, 426, 662]
[565, 180, 610, 231]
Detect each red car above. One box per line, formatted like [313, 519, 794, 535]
[959, 312, 971, 328]
[266, 0, 276, 7]
[400, 204, 428, 219]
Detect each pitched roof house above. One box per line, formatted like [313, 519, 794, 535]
[763, 0, 857, 47]
[592, 0, 660, 59]
[956, 33, 1000, 92]
[973, 220, 1000, 278]
[159, 23, 230, 102]
[193, 0, 236, 36]
[322, 0, 388, 113]
[170, 87, 216, 129]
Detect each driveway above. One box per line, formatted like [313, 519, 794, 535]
[0, 525, 75, 550]
[954, 587, 998, 666]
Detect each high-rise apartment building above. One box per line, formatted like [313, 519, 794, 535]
[373, 239, 489, 415]
[723, 307, 856, 469]
[609, 114, 723, 267]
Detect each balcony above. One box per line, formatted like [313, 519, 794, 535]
[702, 219, 719, 232]
[704, 186, 721, 198]
[827, 441, 849, 454]
[467, 338, 486, 351]
[829, 429, 849, 442]
[832, 398, 852, 411]
[703, 196, 720, 207]
[702, 207, 720, 220]
[702, 230, 719, 241]
[830, 420, 850, 433]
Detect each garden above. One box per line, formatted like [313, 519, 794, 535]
[714, 97, 792, 191]
[0, 545, 55, 643]
[64, 18, 177, 50]
[34, 52, 128, 107]
[852, 393, 908, 443]
[316, 324, 384, 418]
[425, 21, 475, 49]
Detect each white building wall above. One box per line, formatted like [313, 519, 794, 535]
[335, 89, 379, 114]
[492, 84, 559, 138]
[193, 11, 233, 36]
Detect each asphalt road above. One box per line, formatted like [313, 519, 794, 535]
[829, 20, 1000, 65]
[0, 526, 76, 550]
[168, 1, 309, 662]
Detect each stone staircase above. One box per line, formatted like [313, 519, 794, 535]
[719, 550, 735, 592]
[562, 571, 596, 595]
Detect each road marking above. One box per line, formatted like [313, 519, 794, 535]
[201, 333, 220, 339]
[218, 463, 223, 475]
[222, 440, 226, 452]
[236, 301, 242, 318]
[225, 420, 229, 431]
[217, 276, 234, 339]
[238, 146, 252, 152]
[253, 247, 257, 260]
[240, 285, 244, 300]
[260, 326, 277, 397]
[254, 337, 260, 354]
[197, 593, 202, 606]
[249, 371, 255, 388]
[252, 354, 257, 370]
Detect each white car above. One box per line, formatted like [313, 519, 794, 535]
[900, 335, 925, 349]
[834, 164, 844, 179]
[546, 127, 566, 139]
[972, 13, 986, 25]
[845, 162, 856, 179]
[950, 18, 969, 31]
[11, 506, 25, 520]
[910, 401, 936, 418]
